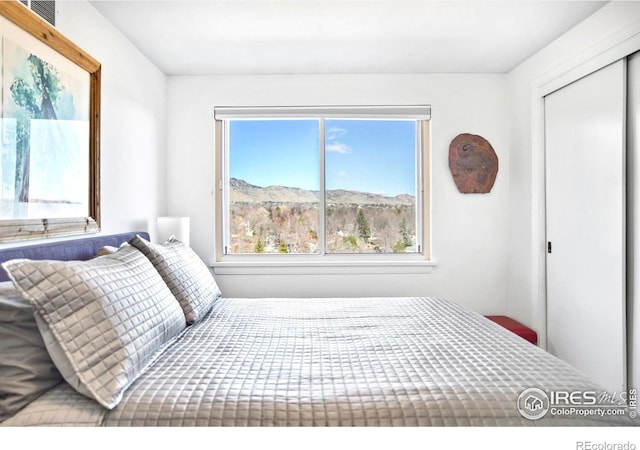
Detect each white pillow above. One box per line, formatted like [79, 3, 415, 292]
[2, 245, 186, 409]
[129, 235, 221, 324]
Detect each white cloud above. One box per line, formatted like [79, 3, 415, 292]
[326, 127, 347, 141]
[326, 142, 351, 154]
[338, 171, 349, 177]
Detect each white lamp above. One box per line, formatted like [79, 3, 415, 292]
[157, 216, 190, 246]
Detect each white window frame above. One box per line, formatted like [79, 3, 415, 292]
[213, 106, 435, 275]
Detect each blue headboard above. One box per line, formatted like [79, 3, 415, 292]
[0, 231, 150, 282]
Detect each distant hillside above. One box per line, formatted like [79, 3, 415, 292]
[230, 178, 414, 206]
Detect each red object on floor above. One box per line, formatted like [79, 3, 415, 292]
[485, 315, 538, 345]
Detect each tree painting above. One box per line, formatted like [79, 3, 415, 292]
[2, 38, 89, 221]
[9, 53, 64, 202]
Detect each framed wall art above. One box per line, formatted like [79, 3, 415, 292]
[0, 1, 100, 241]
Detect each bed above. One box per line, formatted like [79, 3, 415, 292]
[0, 232, 635, 427]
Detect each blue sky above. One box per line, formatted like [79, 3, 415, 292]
[229, 119, 416, 196]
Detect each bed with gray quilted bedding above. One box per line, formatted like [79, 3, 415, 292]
[3, 295, 634, 426]
[0, 232, 635, 427]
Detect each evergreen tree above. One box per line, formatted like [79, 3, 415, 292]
[356, 208, 371, 241]
[399, 218, 413, 247]
[255, 239, 265, 253]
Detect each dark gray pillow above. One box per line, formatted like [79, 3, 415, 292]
[130, 235, 221, 324]
[0, 282, 62, 422]
[3, 245, 186, 409]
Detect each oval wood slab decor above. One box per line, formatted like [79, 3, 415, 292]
[448, 133, 498, 194]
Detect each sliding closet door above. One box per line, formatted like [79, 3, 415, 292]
[545, 59, 626, 393]
[629, 51, 640, 392]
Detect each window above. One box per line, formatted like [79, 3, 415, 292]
[214, 106, 431, 265]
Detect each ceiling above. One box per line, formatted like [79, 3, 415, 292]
[90, 0, 607, 76]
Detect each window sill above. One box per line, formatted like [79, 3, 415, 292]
[210, 258, 438, 275]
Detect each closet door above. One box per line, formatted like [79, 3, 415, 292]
[629, 51, 640, 392]
[545, 59, 626, 393]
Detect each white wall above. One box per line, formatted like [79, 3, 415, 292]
[54, 1, 168, 237]
[506, 2, 640, 340]
[167, 74, 510, 312]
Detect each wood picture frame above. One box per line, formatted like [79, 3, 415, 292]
[0, 1, 100, 242]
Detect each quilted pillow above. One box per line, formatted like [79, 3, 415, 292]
[129, 235, 221, 324]
[0, 282, 62, 422]
[2, 245, 186, 409]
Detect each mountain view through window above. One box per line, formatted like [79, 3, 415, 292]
[226, 118, 419, 255]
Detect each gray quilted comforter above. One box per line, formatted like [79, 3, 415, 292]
[3, 296, 636, 426]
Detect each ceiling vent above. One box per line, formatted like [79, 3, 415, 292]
[20, 0, 55, 27]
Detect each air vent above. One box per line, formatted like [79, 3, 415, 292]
[20, 0, 56, 27]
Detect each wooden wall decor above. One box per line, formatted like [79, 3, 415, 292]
[0, 1, 101, 242]
[448, 133, 498, 194]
